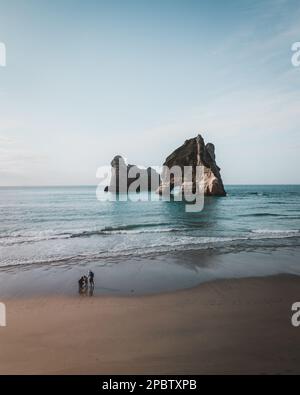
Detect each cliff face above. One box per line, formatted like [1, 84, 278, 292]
[157, 134, 226, 196]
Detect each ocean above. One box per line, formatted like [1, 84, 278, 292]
[0, 185, 300, 296]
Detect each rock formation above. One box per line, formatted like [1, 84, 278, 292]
[157, 134, 226, 196]
[104, 155, 160, 193]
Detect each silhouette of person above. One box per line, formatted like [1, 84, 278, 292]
[79, 276, 88, 296]
[89, 271, 95, 287]
[78, 277, 84, 295]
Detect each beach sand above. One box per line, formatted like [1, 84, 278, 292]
[1, 274, 300, 375]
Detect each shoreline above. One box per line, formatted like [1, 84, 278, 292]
[1, 245, 300, 299]
[1, 274, 300, 375]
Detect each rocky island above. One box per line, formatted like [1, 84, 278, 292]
[158, 134, 226, 196]
[105, 134, 226, 197]
[104, 155, 160, 193]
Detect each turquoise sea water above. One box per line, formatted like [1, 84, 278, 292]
[0, 185, 300, 270]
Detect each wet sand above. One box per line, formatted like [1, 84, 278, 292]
[1, 247, 300, 298]
[1, 274, 300, 375]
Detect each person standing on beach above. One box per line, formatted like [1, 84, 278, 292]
[78, 277, 85, 294]
[83, 276, 88, 288]
[89, 270, 95, 287]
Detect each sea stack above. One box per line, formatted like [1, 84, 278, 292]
[157, 134, 226, 196]
[104, 155, 160, 193]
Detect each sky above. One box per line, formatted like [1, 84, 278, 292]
[0, 0, 299, 186]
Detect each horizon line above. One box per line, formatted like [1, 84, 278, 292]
[0, 184, 300, 188]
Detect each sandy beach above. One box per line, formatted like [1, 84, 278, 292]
[1, 274, 300, 375]
[1, 0, 300, 379]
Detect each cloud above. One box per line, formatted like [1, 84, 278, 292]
[140, 86, 299, 139]
[211, 0, 300, 70]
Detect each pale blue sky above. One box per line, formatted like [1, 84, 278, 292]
[0, 0, 299, 185]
